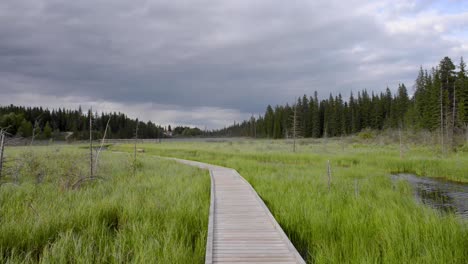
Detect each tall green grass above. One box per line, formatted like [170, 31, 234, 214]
[114, 139, 468, 264]
[0, 146, 210, 263]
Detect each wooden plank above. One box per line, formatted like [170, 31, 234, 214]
[205, 170, 215, 264]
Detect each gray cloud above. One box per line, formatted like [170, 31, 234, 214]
[0, 0, 467, 128]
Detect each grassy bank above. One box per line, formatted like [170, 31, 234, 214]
[0, 146, 210, 263]
[114, 139, 468, 263]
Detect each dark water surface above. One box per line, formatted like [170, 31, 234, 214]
[392, 174, 468, 219]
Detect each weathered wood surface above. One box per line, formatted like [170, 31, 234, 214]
[168, 158, 305, 264]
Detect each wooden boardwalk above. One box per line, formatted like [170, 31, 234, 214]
[169, 158, 305, 264]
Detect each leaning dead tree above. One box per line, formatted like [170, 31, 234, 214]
[94, 117, 111, 174]
[0, 127, 9, 180]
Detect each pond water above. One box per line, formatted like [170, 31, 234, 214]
[392, 174, 468, 219]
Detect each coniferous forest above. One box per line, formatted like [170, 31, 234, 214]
[0, 106, 165, 140]
[215, 56, 468, 142]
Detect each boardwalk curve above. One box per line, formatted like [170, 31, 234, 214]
[168, 157, 306, 264]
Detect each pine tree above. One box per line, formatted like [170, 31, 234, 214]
[264, 105, 274, 138]
[396, 83, 409, 127]
[43, 122, 52, 139]
[311, 92, 321, 137]
[456, 57, 467, 125]
[18, 119, 33, 137]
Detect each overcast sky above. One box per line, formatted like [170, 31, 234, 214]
[1, 0, 467, 128]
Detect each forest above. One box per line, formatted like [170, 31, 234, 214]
[0, 106, 164, 140]
[215, 56, 468, 143]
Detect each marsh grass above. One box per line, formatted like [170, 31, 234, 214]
[114, 139, 468, 263]
[0, 146, 209, 263]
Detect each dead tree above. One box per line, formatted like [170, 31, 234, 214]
[290, 105, 301, 152]
[89, 109, 93, 178]
[0, 130, 6, 180]
[293, 108, 297, 152]
[0, 126, 12, 180]
[399, 122, 403, 159]
[440, 84, 444, 152]
[94, 117, 111, 173]
[452, 82, 456, 149]
[30, 114, 43, 146]
[133, 120, 139, 177]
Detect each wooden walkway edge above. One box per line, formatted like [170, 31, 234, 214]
[167, 157, 306, 264]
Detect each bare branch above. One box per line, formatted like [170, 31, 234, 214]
[30, 113, 44, 146]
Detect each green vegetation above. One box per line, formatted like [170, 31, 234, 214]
[0, 105, 165, 140]
[0, 146, 209, 263]
[114, 138, 468, 263]
[215, 57, 468, 148]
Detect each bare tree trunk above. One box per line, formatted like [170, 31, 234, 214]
[31, 120, 39, 146]
[440, 84, 444, 152]
[94, 117, 111, 172]
[445, 107, 450, 152]
[134, 120, 139, 177]
[254, 119, 256, 138]
[30, 114, 44, 146]
[89, 109, 93, 178]
[0, 132, 5, 180]
[452, 83, 456, 149]
[399, 124, 403, 159]
[293, 108, 297, 153]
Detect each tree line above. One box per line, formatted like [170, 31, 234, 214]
[0, 105, 165, 140]
[214, 56, 468, 145]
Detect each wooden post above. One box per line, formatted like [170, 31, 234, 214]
[327, 160, 331, 191]
[89, 109, 93, 178]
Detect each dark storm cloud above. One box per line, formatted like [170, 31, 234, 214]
[0, 0, 467, 127]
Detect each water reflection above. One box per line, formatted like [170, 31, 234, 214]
[392, 174, 468, 218]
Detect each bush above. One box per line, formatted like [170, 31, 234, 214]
[358, 128, 375, 140]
